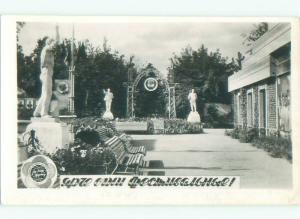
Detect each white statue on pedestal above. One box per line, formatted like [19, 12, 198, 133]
[102, 88, 114, 120]
[33, 38, 55, 118]
[26, 37, 70, 154]
[188, 89, 197, 112]
[187, 89, 201, 123]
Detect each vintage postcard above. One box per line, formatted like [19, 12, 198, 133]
[1, 16, 300, 205]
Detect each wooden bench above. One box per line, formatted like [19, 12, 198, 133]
[118, 133, 147, 155]
[105, 135, 145, 175]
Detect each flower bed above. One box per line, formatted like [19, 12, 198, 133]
[22, 116, 121, 175]
[164, 119, 203, 134]
[49, 139, 117, 175]
[70, 116, 121, 136]
[26, 128, 118, 175]
[252, 136, 292, 161]
[225, 128, 292, 162]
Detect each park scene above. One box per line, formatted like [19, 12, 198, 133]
[17, 21, 292, 188]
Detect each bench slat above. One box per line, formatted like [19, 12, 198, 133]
[105, 134, 146, 175]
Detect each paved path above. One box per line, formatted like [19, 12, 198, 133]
[131, 129, 292, 188]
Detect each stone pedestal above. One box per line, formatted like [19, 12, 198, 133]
[103, 111, 114, 120]
[59, 115, 77, 144]
[25, 117, 69, 154]
[187, 111, 201, 123]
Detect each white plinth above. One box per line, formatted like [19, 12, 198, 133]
[103, 111, 114, 120]
[25, 117, 69, 154]
[187, 111, 201, 123]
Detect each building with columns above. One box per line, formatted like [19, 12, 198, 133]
[228, 23, 291, 137]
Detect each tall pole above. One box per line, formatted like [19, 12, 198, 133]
[69, 24, 75, 114]
[71, 24, 74, 68]
[55, 24, 60, 44]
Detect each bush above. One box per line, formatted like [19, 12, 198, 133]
[18, 106, 34, 120]
[164, 119, 203, 134]
[225, 127, 292, 162]
[252, 136, 292, 162]
[49, 139, 117, 175]
[238, 128, 258, 143]
[70, 116, 120, 136]
[225, 128, 240, 139]
[23, 116, 120, 175]
[75, 129, 101, 146]
[204, 105, 233, 128]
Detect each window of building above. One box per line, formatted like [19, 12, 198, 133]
[247, 89, 254, 127]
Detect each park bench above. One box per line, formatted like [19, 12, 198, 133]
[118, 133, 147, 155]
[104, 135, 145, 175]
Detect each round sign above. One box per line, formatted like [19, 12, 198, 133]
[144, 77, 158, 91]
[57, 81, 69, 94]
[20, 155, 58, 188]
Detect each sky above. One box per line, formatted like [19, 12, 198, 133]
[18, 22, 259, 76]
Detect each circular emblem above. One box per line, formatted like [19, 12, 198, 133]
[144, 77, 158, 91]
[21, 155, 58, 188]
[57, 81, 69, 94]
[30, 164, 48, 182]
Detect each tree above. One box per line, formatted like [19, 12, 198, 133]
[168, 44, 239, 118]
[17, 37, 48, 97]
[17, 36, 134, 118]
[242, 22, 269, 47]
[73, 39, 132, 117]
[16, 22, 25, 42]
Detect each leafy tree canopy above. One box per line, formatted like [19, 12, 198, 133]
[242, 22, 269, 47]
[17, 37, 135, 118]
[168, 44, 239, 118]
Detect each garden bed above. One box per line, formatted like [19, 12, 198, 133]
[115, 118, 203, 134]
[163, 119, 203, 134]
[225, 128, 292, 162]
[24, 117, 120, 175]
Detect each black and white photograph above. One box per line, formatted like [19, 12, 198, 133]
[1, 16, 299, 205]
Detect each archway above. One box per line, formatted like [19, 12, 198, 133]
[125, 67, 176, 119]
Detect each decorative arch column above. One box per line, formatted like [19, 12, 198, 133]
[126, 83, 134, 118]
[168, 84, 177, 118]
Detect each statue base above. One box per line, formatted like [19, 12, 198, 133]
[103, 111, 114, 120]
[187, 111, 201, 123]
[25, 117, 69, 154]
